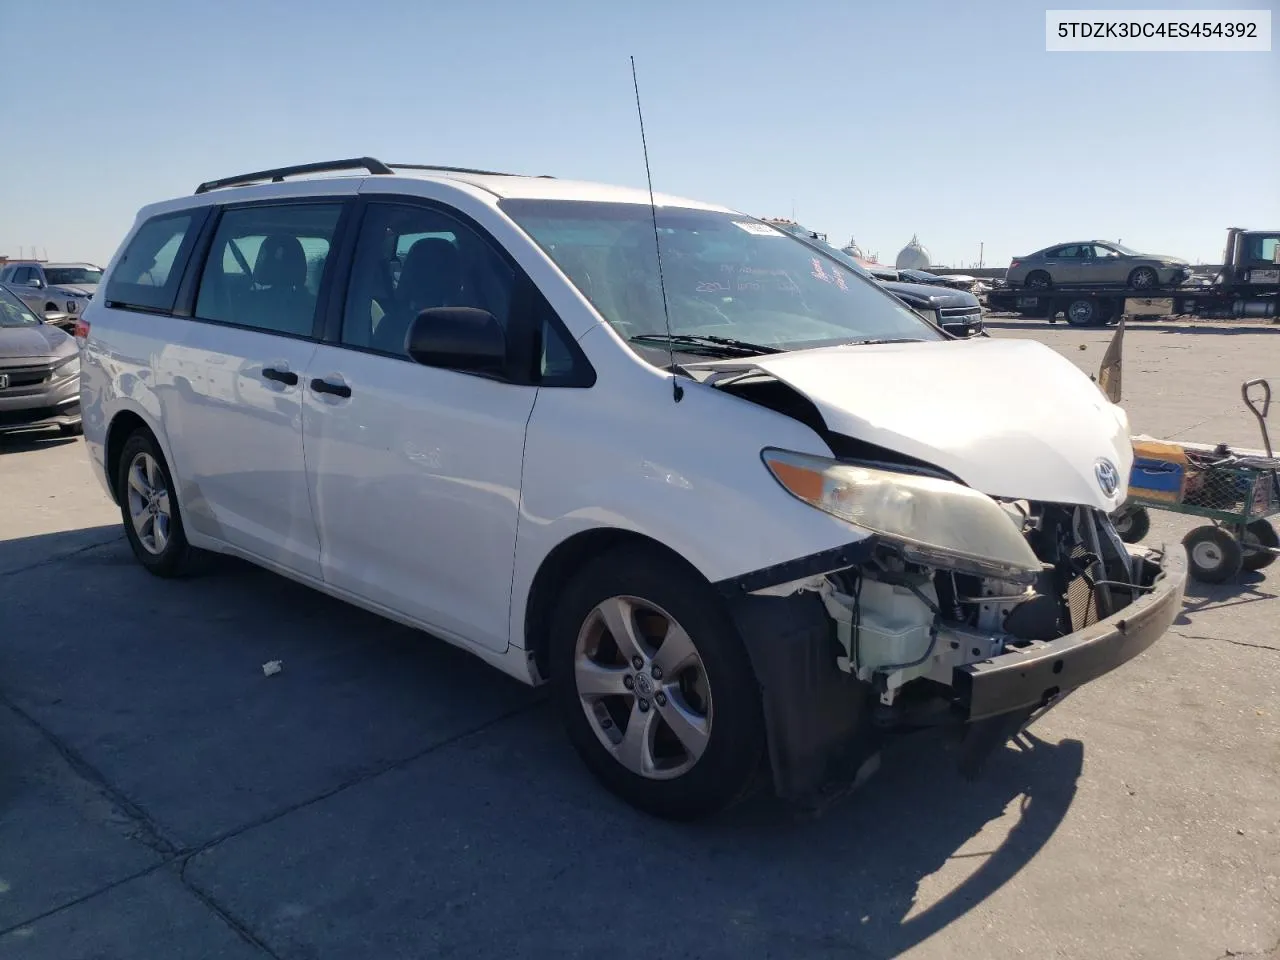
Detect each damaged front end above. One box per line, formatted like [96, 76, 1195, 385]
[717, 468, 1187, 810]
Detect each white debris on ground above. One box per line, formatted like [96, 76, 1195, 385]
[262, 660, 283, 677]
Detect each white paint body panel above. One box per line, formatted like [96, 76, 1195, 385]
[303, 345, 536, 654]
[692, 337, 1133, 512]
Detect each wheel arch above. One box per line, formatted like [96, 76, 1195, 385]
[522, 527, 711, 682]
[103, 405, 175, 504]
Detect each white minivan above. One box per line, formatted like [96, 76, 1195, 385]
[79, 158, 1185, 820]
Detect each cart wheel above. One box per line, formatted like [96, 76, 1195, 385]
[1182, 525, 1243, 583]
[1111, 505, 1150, 544]
[1241, 519, 1278, 572]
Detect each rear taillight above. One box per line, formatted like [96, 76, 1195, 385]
[73, 318, 90, 340]
[1010, 259, 1022, 268]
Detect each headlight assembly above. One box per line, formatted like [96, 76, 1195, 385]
[762, 449, 1044, 583]
[55, 354, 81, 379]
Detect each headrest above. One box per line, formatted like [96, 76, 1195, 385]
[253, 235, 308, 288]
[399, 237, 462, 308]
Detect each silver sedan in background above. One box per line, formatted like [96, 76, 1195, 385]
[1006, 241, 1190, 290]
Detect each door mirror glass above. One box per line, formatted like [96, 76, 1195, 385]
[27, 276, 43, 288]
[407, 307, 507, 376]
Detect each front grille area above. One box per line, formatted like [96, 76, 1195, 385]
[0, 363, 55, 390]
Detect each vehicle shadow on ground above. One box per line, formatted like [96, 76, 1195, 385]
[0, 432, 78, 456]
[1, 526, 1083, 958]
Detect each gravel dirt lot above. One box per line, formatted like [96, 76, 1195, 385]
[1, 317, 1277, 960]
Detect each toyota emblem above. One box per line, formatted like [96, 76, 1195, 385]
[1095, 458, 1120, 497]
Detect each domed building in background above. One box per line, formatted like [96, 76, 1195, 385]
[895, 235, 931, 270]
[840, 237, 866, 261]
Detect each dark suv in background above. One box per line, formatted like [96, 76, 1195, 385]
[762, 220, 985, 337]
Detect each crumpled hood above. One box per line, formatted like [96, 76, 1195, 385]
[0, 323, 75, 360]
[701, 337, 1133, 511]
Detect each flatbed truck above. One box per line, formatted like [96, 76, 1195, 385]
[986, 227, 1279, 327]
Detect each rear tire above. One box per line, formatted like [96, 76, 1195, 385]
[1025, 271, 1052, 290]
[549, 544, 765, 820]
[116, 429, 206, 578]
[1182, 525, 1243, 583]
[1241, 519, 1278, 572]
[1066, 298, 1102, 327]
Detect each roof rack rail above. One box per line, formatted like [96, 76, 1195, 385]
[194, 157, 394, 194]
[388, 163, 555, 179]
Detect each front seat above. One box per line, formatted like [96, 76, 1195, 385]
[373, 237, 464, 355]
[248, 234, 313, 334]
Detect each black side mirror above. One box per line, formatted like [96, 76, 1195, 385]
[406, 307, 507, 376]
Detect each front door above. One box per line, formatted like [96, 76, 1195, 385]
[166, 200, 346, 579]
[303, 200, 537, 652]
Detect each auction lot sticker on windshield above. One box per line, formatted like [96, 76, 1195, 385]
[1046, 10, 1270, 51]
[732, 221, 785, 236]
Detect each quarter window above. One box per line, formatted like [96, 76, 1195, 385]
[340, 203, 515, 356]
[104, 213, 199, 313]
[195, 203, 342, 338]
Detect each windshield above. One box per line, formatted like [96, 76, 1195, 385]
[0, 286, 41, 326]
[500, 200, 939, 355]
[44, 266, 102, 286]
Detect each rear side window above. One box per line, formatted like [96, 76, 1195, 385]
[104, 213, 199, 313]
[194, 203, 342, 338]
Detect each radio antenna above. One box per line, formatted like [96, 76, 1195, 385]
[630, 55, 682, 403]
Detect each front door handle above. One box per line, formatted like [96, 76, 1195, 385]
[310, 377, 351, 398]
[262, 367, 298, 385]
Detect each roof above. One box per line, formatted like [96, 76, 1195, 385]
[177, 156, 732, 212]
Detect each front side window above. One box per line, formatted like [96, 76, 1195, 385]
[44, 266, 103, 285]
[104, 213, 198, 312]
[0, 285, 40, 326]
[195, 203, 342, 337]
[500, 200, 937, 358]
[1089, 245, 1120, 258]
[341, 203, 515, 356]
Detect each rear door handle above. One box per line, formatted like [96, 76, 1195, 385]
[262, 367, 298, 386]
[310, 377, 351, 398]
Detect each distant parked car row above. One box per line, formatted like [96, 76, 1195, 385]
[1006, 241, 1190, 291]
[0, 260, 103, 326]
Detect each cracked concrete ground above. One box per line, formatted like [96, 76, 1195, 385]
[0, 317, 1277, 959]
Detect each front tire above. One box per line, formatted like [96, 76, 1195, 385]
[549, 544, 765, 820]
[116, 429, 205, 578]
[1128, 266, 1159, 290]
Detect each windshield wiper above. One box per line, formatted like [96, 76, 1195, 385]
[843, 337, 926, 346]
[629, 333, 783, 356]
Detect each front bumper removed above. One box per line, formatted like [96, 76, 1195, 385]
[721, 541, 1185, 809]
[954, 544, 1186, 722]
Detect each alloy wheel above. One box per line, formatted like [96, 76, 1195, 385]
[574, 595, 713, 780]
[126, 452, 172, 555]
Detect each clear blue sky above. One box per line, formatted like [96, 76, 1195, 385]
[2, 0, 1276, 268]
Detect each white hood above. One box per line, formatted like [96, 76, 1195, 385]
[700, 338, 1132, 511]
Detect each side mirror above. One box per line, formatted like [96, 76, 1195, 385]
[27, 276, 44, 288]
[406, 307, 507, 376]
[44, 307, 70, 325]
